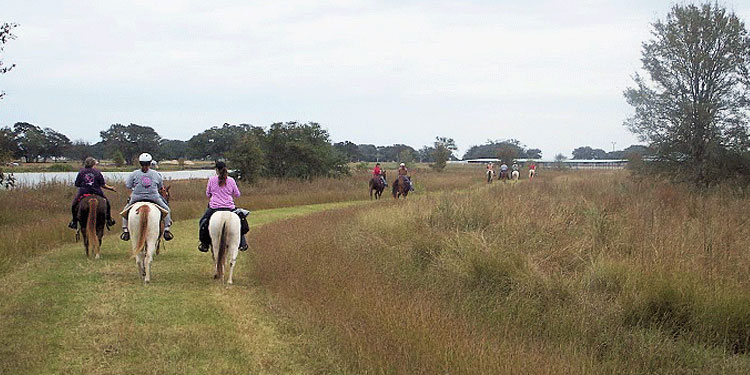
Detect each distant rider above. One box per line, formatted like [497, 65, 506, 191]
[529, 162, 537, 179]
[120, 153, 173, 241]
[198, 161, 248, 252]
[499, 163, 509, 179]
[511, 162, 519, 173]
[373, 162, 387, 187]
[398, 163, 415, 191]
[68, 157, 117, 229]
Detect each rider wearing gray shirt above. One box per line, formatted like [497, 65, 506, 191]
[120, 153, 173, 241]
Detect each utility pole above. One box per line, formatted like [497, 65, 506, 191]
[611, 141, 616, 153]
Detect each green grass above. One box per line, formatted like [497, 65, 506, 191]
[0, 202, 368, 375]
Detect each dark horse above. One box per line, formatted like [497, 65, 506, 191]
[77, 195, 107, 258]
[369, 170, 387, 200]
[392, 175, 410, 199]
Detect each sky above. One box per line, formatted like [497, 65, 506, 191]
[2, 0, 750, 158]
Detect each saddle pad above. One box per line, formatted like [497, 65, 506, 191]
[120, 202, 169, 219]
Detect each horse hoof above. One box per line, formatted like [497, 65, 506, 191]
[95, 254, 100, 260]
[227, 280, 233, 285]
[213, 274, 219, 279]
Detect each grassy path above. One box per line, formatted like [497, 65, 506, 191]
[0, 201, 365, 375]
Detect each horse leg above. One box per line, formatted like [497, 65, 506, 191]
[135, 253, 145, 280]
[143, 247, 152, 284]
[227, 248, 238, 285]
[83, 233, 89, 257]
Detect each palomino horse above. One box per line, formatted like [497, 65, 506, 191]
[77, 195, 107, 259]
[511, 170, 520, 182]
[208, 211, 241, 284]
[123, 202, 166, 284]
[392, 175, 410, 199]
[369, 170, 387, 200]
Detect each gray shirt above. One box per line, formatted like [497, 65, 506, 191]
[125, 169, 163, 201]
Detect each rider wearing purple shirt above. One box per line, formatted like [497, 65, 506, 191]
[68, 157, 117, 229]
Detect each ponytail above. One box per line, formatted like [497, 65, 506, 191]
[218, 167, 228, 186]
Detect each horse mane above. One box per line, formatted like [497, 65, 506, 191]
[132, 204, 150, 258]
[86, 197, 99, 256]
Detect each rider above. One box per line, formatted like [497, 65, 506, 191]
[529, 162, 537, 179]
[68, 157, 117, 229]
[511, 161, 519, 173]
[398, 163, 415, 191]
[499, 162, 509, 179]
[198, 161, 248, 252]
[373, 162, 387, 187]
[120, 153, 173, 241]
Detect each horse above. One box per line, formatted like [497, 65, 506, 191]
[392, 175, 410, 199]
[528, 169, 535, 180]
[486, 169, 494, 184]
[208, 211, 242, 285]
[77, 195, 107, 259]
[123, 201, 167, 285]
[511, 170, 520, 181]
[369, 170, 387, 200]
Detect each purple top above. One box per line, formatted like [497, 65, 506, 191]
[75, 167, 106, 196]
[206, 175, 241, 209]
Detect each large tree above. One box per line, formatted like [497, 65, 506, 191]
[431, 136, 457, 172]
[12, 122, 47, 162]
[100, 123, 161, 164]
[0, 22, 18, 101]
[572, 146, 608, 160]
[625, 3, 750, 184]
[187, 123, 255, 160]
[264, 122, 348, 179]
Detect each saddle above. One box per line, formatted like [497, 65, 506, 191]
[120, 201, 169, 219]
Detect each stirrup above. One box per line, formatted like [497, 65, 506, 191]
[198, 243, 209, 252]
[163, 231, 174, 241]
[68, 220, 78, 230]
[120, 231, 130, 241]
[106, 217, 116, 227]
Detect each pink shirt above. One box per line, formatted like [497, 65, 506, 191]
[206, 176, 241, 209]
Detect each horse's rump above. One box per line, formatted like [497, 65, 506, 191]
[132, 204, 151, 258]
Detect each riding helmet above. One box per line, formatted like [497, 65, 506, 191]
[139, 153, 153, 163]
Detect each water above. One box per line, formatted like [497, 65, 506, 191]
[8, 169, 217, 187]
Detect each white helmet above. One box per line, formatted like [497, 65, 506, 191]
[138, 153, 153, 163]
[400, 163, 405, 167]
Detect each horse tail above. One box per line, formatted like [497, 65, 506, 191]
[217, 220, 227, 280]
[87, 198, 99, 255]
[132, 205, 150, 258]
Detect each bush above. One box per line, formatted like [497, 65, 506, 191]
[46, 163, 77, 172]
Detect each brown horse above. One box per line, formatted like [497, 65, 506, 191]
[77, 195, 107, 258]
[369, 170, 387, 200]
[392, 175, 410, 199]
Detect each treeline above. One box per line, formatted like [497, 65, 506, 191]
[571, 145, 652, 160]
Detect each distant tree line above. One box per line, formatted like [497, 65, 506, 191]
[571, 145, 653, 160]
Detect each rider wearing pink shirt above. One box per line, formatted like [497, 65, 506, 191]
[198, 161, 248, 252]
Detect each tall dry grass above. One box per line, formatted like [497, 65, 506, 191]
[250, 170, 750, 374]
[0, 165, 481, 276]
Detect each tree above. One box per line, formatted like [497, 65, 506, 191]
[64, 140, 94, 163]
[12, 122, 46, 162]
[0, 126, 17, 162]
[227, 134, 265, 183]
[41, 127, 71, 161]
[554, 153, 568, 170]
[0, 22, 18, 101]
[496, 144, 519, 165]
[158, 139, 188, 160]
[187, 123, 255, 160]
[572, 146, 607, 160]
[525, 148, 542, 159]
[333, 141, 362, 162]
[624, 3, 750, 184]
[112, 150, 125, 167]
[264, 122, 348, 179]
[463, 139, 539, 160]
[431, 136, 457, 172]
[100, 123, 161, 164]
[418, 146, 435, 162]
[398, 149, 416, 164]
[357, 144, 379, 162]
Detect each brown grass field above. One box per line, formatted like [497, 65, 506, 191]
[1, 167, 749, 374]
[250, 170, 750, 374]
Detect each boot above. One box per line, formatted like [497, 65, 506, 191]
[163, 230, 174, 241]
[239, 235, 248, 251]
[198, 243, 209, 252]
[120, 230, 130, 241]
[68, 220, 78, 230]
[106, 216, 116, 227]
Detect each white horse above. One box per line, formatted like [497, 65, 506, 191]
[511, 170, 520, 181]
[209, 211, 241, 285]
[124, 202, 165, 285]
[528, 169, 535, 180]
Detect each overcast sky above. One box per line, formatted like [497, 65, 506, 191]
[2, 0, 749, 158]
